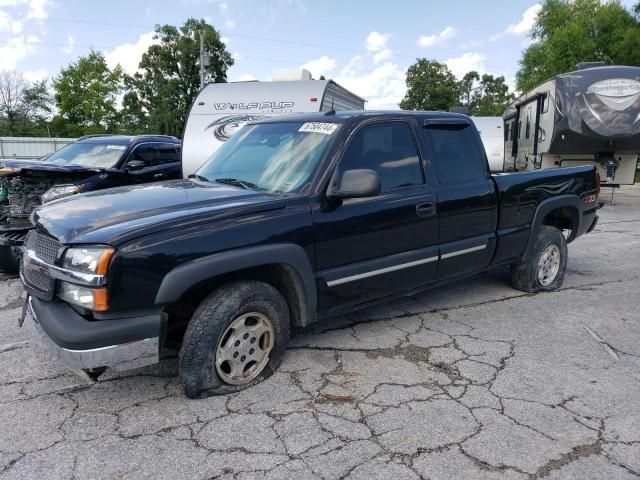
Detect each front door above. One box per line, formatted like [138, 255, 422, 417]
[312, 120, 439, 316]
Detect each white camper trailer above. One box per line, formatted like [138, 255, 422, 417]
[471, 117, 504, 172]
[181, 70, 365, 177]
[503, 63, 640, 185]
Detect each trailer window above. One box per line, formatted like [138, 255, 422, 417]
[525, 106, 532, 139]
[541, 92, 550, 113]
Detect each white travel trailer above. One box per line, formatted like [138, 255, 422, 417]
[503, 63, 640, 185]
[181, 70, 365, 177]
[471, 117, 504, 172]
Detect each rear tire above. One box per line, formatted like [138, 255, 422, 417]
[510, 226, 567, 293]
[0, 245, 20, 274]
[179, 281, 290, 398]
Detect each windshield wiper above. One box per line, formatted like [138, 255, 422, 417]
[214, 177, 258, 190]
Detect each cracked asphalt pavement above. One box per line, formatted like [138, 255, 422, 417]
[1, 186, 639, 480]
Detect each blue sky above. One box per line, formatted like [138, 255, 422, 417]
[1, 0, 637, 108]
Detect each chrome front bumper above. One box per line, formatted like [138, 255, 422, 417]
[28, 297, 160, 375]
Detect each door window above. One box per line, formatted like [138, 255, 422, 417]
[339, 122, 423, 191]
[130, 145, 156, 168]
[427, 125, 486, 184]
[525, 106, 532, 139]
[155, 144, 179, 166]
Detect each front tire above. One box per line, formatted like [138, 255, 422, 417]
[0, 245, 20, 274]
[178, 281, 290, 398]
[510, 226, 567, 293]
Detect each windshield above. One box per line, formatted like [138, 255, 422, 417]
[45, 142, 127, 168]
[196, 121, 340, 193]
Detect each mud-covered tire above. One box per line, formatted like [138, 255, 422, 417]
[0, 245, 20, 274]
[179, 281, 290, 398]
[510, 226, 567, 293]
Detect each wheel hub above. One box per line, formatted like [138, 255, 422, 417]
[215, 312, 275, 385]
[537, 244, 561, 287]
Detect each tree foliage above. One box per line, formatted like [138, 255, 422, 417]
[400, 60, 514, 115]
[52, 50, 123, 135]
[123, 18, 234, 137]
[400, 59, 459, 111]
[0, 71, 53, 136]
[516, 0, 640, 91]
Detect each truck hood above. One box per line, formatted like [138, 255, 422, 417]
[0, 159, 103, 180]
[33, 179, 287, 245]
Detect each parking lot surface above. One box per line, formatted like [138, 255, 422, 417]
[1, 186, 639, 480]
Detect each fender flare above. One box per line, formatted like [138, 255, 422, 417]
[154, 243, 317, 322]
[524, 195, 582, 258]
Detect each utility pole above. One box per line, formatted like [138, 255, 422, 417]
[199, 30, 205, 89]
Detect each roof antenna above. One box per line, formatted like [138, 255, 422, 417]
[325, 98, 336, 116]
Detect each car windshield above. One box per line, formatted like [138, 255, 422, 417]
[196, 121, 340, 193]
[45, 142, 127, 169]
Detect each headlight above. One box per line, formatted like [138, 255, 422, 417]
[62, 246, 114, 275]
[58, 282, 109, 311]
[41, 184, 86, 203]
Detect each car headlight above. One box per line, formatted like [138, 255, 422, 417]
[41, 184, 86, 203]
[62, 246, 114, 275]
[58, 282, 109, 311]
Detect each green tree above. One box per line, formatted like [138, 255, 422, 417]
[516, 0, 640, 91]
[400, 59, 460, 111]
[123, 18, 234, 137]
[459, 71, 479, 108]
[53, 50, 123, 134]
[469, 74, 514, 116]
[0, 71, 53, 136]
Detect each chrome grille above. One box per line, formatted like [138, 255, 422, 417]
[25, 231, 61, 265]
[22, 263, 51, 292]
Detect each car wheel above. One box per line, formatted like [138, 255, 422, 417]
[0, 245, 20, 274]
[510, 225, 568, 293]
[179, 280, 290, 398]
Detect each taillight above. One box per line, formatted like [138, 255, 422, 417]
[595, 171, 601, 203]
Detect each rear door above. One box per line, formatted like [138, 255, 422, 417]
[154, 143, 182, 179]
[419, 118, 497, 280]
[312, 119, 439, 315]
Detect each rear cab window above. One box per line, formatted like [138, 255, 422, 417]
[422, 123, 487, 184]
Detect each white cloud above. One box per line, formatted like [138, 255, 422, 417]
[445, 52, 486, 78]
[491, 4, 541, 41]
[221, 36, 230, 45]
[300, 55, 336, 78]
[105, 31, 157, 75]
[23, 67, 47, 82]
[219, 2, 236, 29]
[0, 34, 38, 71]
[27, 0, 51, 18]
[0, 9, 23, 33]
[335, 60, 406, 110]
[62, 33, 75, 54]
[235, 73, 256, 81]
[365, 31, 393, 64]
[417, 26, 458, 47]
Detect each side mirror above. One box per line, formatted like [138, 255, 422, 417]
[126, 160, 146, 172]
[327, 169, 381, 200]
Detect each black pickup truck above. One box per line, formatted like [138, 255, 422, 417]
[0, 134, 182, 272]
[19, 111, 600, 398]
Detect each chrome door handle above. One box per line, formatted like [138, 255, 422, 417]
[416, 202, 437, 218]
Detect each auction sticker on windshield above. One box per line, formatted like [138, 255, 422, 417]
[298, 123, 338, 135]
[106, 145, 126, 150]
